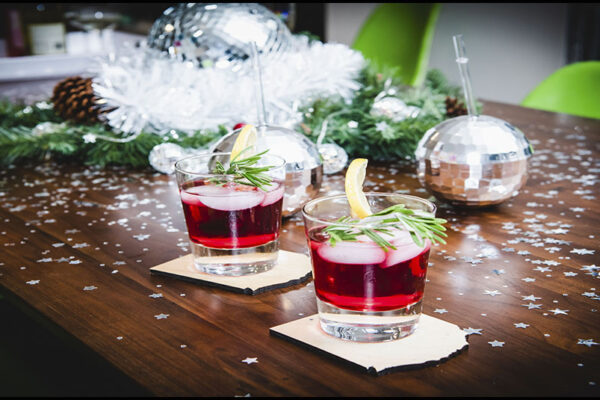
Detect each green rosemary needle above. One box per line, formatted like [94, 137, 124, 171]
[208, 147, 275, 190]
[322, 204, 447, 251]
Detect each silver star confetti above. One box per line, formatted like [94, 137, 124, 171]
[577, 339, 598, 347]
[463, 327, 483, 335]
[514, 323, 530, 329]
[488, 340, 505, 347]
[154, 313, 169, 320]
[241, 357, 258, 364]
[548, 308, 569, 315]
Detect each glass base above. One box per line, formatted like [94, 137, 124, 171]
[316, 298, 423, 342]
[190, 239, 278, 276]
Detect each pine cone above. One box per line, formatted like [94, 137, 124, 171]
[445, 96, 468, 118]
[51, 76, 104, 124]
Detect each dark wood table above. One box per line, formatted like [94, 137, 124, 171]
[0, 101, 599, 397]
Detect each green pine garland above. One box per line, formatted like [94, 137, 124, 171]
[0, 65, 475, 169]
[299, 66, 474, 162]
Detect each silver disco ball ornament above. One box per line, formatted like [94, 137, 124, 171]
[370, 97, 421, 122]
[148, 142, 192, 174]
[210, 125, 323, 216]
[147, 3, 294, 71]
[415, 115, 533, 207]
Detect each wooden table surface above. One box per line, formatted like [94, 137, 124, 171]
[0, 101, 599, 397]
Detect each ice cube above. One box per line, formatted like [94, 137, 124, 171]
[260, 183, 285, 207]
[317, 241, 386, 265]
[382, 239, 430, 268]
[181, 185, 265, 211]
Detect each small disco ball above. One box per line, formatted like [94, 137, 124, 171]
[415, 115, 533, 207]
[210, 125, 323, 217]
[147, 3, 294, 71]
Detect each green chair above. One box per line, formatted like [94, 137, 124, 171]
[352, 3, 441, 87]
[521, 61, 600, 120]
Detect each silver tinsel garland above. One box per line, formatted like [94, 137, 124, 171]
[92, 36, 364, 136]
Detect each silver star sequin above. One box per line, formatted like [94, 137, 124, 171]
[514, 323, 530, 329]
[242, 357, 258, 364]
[488, 340, 504, 347]
[577, 339, 598, 347]
[549, 308, 569, 315]
[463, 327, 483, 335]
[154, 313, 169, 320]
[522, 303, 542, 310]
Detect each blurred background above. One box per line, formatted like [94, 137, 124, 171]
[0, 3, 598, 105]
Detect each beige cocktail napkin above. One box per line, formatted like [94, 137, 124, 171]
[150, 250, 312, 295]
[270, 314, 468, 375]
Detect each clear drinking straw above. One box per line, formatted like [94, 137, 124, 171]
[452, 34, 478, 118]
[250, 41, 268, 133]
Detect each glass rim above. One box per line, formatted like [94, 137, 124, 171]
[173, 151, 286, 177]
[301, 192, 437, 227]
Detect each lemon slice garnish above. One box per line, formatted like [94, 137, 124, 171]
[345, 158, 372, 219]
[230, 124, 257, 161]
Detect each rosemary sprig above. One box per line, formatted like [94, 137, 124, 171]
[208, 147, 275, 190]
[322, 204, 447, 251]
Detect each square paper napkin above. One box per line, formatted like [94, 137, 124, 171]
[150, 250, 313, 295]
[270, 314, 468, 375]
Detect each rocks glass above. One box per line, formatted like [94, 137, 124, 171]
[302, 193, 437, 342]
[175, 152, 286, 276]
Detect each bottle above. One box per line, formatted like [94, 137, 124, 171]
[23, 3, 67, 56]
[3, 7, 27, 57]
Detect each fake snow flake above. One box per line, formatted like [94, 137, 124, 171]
[154, 313, 169, 320]
[69, 259, 82, 265]
[564, 272, 578, 277]
[149, 293, 163, 298]
[514, 323, 530, 329]
[37, 258, 52, 263]
[26, 280, 40, 285]
[433, 308, 448, 314]
[488, 340, 504, 347]
[577, 339, 598, 347]
[83, 133, 97, 143]
[462, 327, 482, 335]
[116, 336, 123, 340]
[72, 242, 89, 248]
[493, 269, 506, 275]
[83, 285, 97, 291]
[133, 234, 150, 241]
[533, 266, 552, 273]
[375, 121, 390, 132]
[347, 120, 358, 129]
[522, 277, 536, 283]
[571, 248, 595, 255]
[241, 357, 258, 364]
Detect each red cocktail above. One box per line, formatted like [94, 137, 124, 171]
[180, 179, 284, 249]
[307, 226, 430, 312]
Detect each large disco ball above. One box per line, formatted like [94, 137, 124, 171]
[415, 115, 533, 207]
[147, 3, 294, 71]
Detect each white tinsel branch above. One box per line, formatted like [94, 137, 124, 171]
[92, 36, 365, 136]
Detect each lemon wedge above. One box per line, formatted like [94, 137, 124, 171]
[345, 158, 372, 218]
[230, 124, 257, 161]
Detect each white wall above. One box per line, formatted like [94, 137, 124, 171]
[325, 3, 568, 105]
